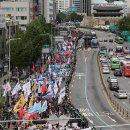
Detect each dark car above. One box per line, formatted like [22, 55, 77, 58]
[114, 69, 122, 76]
[104, 39, 108, 42]
[109, 82, 119, 91]
[109, 39, 113, 42]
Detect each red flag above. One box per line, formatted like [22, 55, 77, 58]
[31, 64, 35, 73]
[41, 80, 48, 93]
[40, 65, 44, 73]
[18, 106, 25, 120]
[25, 111, 38, 120]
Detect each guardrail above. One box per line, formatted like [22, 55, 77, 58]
[97, 54, 130, 121]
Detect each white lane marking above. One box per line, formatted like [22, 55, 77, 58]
[71, 84, 73, 88]
[83, 51, 114, 129]
[128, 81, 130, 84]
[107, 116, 116, 122]
[85, 57, 87, 62]
[96, 112, 100, 116]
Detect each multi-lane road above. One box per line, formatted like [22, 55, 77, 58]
[70, 29, 130, 130]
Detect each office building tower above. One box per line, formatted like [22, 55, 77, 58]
[80, 0, 91, 16]
[73, 0, 80, 12]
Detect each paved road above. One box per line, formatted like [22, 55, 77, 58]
[70, 30, 130, 130]
[96, 30, 130, 113]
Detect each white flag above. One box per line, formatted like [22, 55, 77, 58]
[3, 82, 11, 96]
[11, 82, 21, 95]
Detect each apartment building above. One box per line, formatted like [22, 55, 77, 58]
[38, 0, 56, 23]
[56, 0, 71, 12]
[0, 0, 37, 30]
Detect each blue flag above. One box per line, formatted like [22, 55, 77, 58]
[28, 101, 41, 114]
[39, 100, 48, 113]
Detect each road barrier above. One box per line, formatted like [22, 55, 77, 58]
[97, 55, 130, 122]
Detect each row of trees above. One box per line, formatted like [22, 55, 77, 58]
[10, 17, 51, 69]
[56, 12, 83, 23]
[117, 15, 130, 31]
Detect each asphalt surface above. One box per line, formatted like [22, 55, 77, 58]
[70, 29, 130, 130]
[96, 30, 130, 113]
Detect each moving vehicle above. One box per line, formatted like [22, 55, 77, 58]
[109, 82, 119, 91]
[109, 39, 113, 42]
[107, 76, 118, 83]
[114, 90, 127, 99]
[120, 62, 130, 76]
[91, 39, 99, 48]
[115, 36, 124, 44]
[115, 46, 123, 54]
[110, 57, 120, 70]
[102, 67, 110, 74]
[114, 69, 122, 76]
[99, 46, 107, 56]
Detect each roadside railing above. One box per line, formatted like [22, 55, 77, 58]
[97, 54, 130, 121]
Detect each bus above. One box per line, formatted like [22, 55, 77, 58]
[91, 39, 99, 48]
[111, 57, 120, 70]
[99, 46, 107, 56]
[115, 36, 124, 44]
[121, 62, 130, 76]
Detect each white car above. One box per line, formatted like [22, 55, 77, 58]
[102, 67, 110, 74]
[114, 90, 128, 99]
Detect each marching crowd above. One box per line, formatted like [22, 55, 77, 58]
[1, 31, 89, 130]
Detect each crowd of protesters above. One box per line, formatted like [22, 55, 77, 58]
[0, 30, 88, 130]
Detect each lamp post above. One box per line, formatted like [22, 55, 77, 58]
[8, 37, 21, 82]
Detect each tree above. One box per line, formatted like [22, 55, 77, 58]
[56, 12, 66, 23]
[10, 16, 51, 69]
[117, 16, 130, 31]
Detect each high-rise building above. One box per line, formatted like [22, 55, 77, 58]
[73, 0, 80, 12]
[80, 0, 91, 16]
[38, 0, 56, 23]
[56, 0, 71, 12]
[0, 0, 37, 30]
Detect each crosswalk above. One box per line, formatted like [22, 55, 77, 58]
[78, 108, 114, 117]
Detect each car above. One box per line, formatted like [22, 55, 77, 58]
[116, 46, 123, 54]
[108, 51, 114, 58]
[125, 55, 130, 61]
[107, 76, 118, 83]
[113, 90, 128, 99]
[104, 39, 108, 42]
[102, 67, 110, 74]
[117, 55, 125, 63]
[102, 63, 109, 67]
[109, 82, 119, 91]
[114, 69, 122, 76]
[109, 39, 113, 42]
[100, 56, 106, 62]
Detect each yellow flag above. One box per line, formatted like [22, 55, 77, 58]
[32, 83, 37, 92]
[13, 95, 26, 112]
[29, 95, 34, 108]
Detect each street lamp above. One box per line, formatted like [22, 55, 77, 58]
[8, 37, 21, 82]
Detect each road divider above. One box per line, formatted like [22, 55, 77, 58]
[97, 54, 130, 122]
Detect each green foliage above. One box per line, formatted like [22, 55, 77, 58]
[56, 12, 83, 23]
[0, 96, 5, 109]
[117, 16, 130, 31]
[56, 12, 67, 23]
[10, 16, 51, 69]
